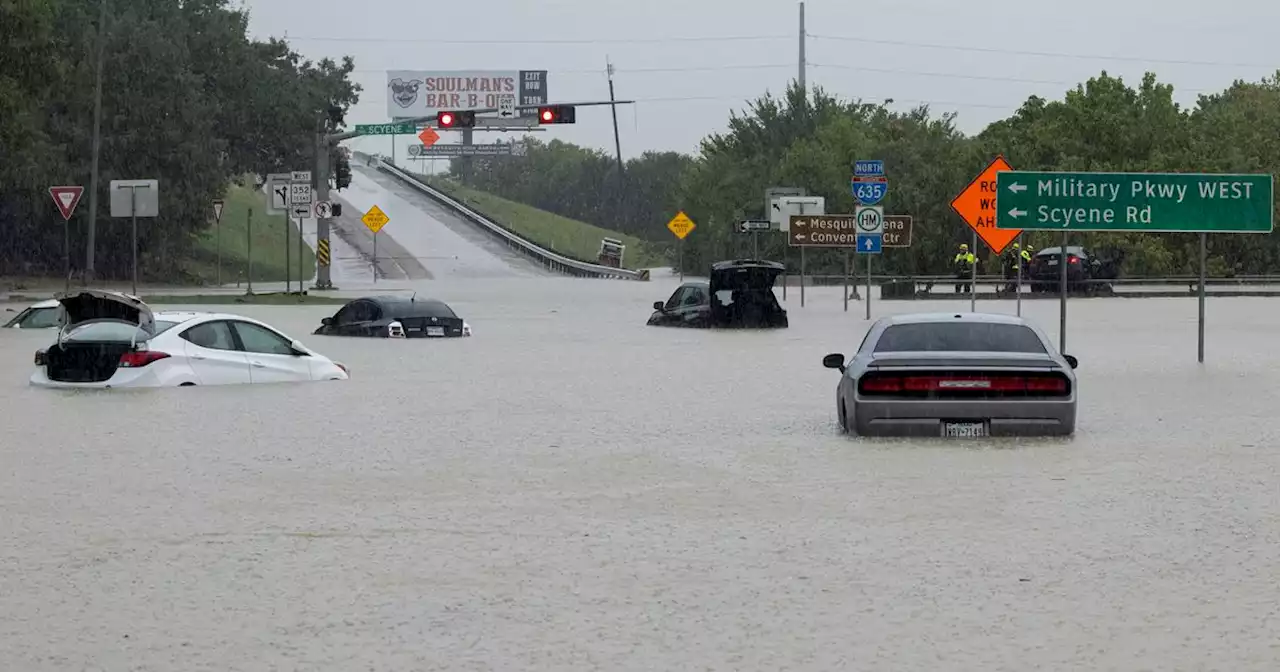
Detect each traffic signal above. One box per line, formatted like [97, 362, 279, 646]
[333, 153, 352, 190]
[537, 105, 576, 124]
[437, 110, 476, 128]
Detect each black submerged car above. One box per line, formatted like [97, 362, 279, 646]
[647, 260, 788, 329]
[1028, 246, 1125, 295]
[315, 295, 472, 338]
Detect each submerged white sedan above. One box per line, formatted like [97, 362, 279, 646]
[4, 299, 63, 329]
[30, 290, 349, 388]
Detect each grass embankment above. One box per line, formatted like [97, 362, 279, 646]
[413, 174, 665, 269]
[184, 181, 315, 285]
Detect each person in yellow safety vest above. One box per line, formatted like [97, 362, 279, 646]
[953, 243, 976, 293]
[1003, 242, 1034, 293]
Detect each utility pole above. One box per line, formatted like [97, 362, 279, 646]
[86, 0, 108, 281]
[798, 2, 807, 92]
[606, 57, 625, 225]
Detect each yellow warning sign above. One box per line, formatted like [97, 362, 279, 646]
[667, 211, 696, 240]
[362, 205, 389, 234]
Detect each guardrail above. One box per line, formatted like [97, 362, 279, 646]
[792, 274, 1280, 287]
[360, 155, 646, 281]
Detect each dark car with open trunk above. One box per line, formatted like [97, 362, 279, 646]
[647, 260, 788, 329]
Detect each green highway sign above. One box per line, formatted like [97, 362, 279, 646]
[354, 123, 416, 136]
[995, 171, 1274, 233]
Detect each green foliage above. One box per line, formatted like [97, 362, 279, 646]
[0, 0, 358, 281]
[446, 72, 1280, 278]
[184, 179, 315, 285]
[415, 174, 664, 269]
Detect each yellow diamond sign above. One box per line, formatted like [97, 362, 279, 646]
[667, 211, 695, 240]
[362, 204, 389, 233]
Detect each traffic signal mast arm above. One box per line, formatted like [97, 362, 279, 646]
[324, 100, 635, 143]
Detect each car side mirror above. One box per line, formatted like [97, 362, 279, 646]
[321, 317, 333, 326]
[823, 353, 846, 372]
[653, 301, 665, 311]
[1064, 354, 1078, 369]
[290, 339, 309, 356]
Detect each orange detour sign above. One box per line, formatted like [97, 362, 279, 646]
[418, 127, 441, 148]
[950, 155, 1019, 255]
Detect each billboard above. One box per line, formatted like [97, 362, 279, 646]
[386, 70, 548, 120]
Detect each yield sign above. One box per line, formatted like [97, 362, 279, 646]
[212, 199, 225, 222]
[950, 155, 1019, 255]
[418, 127, 440, 148]
[49, 186, 85, 222]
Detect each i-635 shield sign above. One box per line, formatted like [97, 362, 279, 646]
[852, 177, 888, 206]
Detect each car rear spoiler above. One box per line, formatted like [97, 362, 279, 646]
[868, 353, 1063, 370]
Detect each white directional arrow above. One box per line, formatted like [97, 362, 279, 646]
[1007, 182, 1027, 193]
[863, 238, 874, 250]
[1008, 208, 1028, 219]
[795, 234, 807, 241]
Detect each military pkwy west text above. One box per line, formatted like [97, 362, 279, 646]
[994, 172, 1273, 232]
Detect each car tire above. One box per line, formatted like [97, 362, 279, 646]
[179, 382, 196, 387]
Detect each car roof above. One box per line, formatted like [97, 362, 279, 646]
[880, 312, 1032, 326]
[28, 299, 61, 309]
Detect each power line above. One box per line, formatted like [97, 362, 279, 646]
[808, 33, 1273, 69]
[288, 34, 791, 45]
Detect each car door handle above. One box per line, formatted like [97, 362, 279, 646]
[192, 354, 207, 360]
[251, 361, 265, 368]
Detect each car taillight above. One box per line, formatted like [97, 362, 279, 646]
[335, 362, 349, 375]
[1067, 255, 1080, 264]
[34, 350, 45, 365]
[118, 351, 171, 368]
[859, 374, 1069, 396]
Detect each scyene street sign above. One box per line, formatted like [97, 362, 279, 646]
[356, 123, 417, 136]
[995, 171, 1275, 233]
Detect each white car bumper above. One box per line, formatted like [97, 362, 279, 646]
[29, 366, 168, 389]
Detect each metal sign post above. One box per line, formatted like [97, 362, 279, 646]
[843, 251, 850, 313]
[1016, 240, 1023, 317]
[1059, 231, 1068, 353]
[1199, 233, 1207, 363]
[373, 230, 379, 283]
[970, 231, 977, 312]
[109, 179, 158, 296]
[285, 213, 291, 293]
[247, 208, 254, 293]
[865, 254, 873, 320]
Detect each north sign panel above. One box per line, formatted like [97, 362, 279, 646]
[995, 171, 1274, 233]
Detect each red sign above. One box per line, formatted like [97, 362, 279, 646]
[950, 156, 1019, 255]
[418, 127, 440, 148]
[49, 186, 85, 222]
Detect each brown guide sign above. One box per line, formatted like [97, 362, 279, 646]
[883, 215, 913, 247]
[788, 215, 858, 247]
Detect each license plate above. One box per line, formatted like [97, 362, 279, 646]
[426, 326, 445, 337]
[1048, 259, 1059, 266]
[942, 422, 988, 438]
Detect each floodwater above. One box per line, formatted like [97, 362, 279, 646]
[4, 279, 1280, 671]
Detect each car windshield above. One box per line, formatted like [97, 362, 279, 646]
[61, 318, 178, 342]
[874, 322, 1048, 353]
[389, 300, 457, 319]
[5, 306, 61, 328]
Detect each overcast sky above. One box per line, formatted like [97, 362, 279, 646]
[241, 0, 1280, 160]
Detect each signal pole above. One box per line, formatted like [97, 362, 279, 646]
[798, 2, 807, 92]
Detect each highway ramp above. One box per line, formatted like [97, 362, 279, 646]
[335, 166, 553, 280]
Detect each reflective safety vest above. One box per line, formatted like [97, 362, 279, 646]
[954, 252, 975, 266]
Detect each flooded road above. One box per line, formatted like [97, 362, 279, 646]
[3, 279, 1280, 670]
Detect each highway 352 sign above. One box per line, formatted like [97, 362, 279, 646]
[996, 171, 1274, 233]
